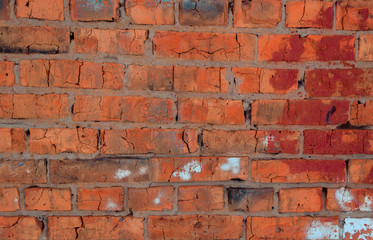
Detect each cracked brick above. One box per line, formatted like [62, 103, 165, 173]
[125, 0, 174, 25]
[0, 217, 43, 240]
[228, 188, 274, 212]
[128, 187, 173, 211]
[359, 35, 373, 61]
[16, 0, 64, 21]
[0, 160, 47, 184]
[71, 0, 120, 21]
[77, 187, 124, 211]
[279, 188, 323, 213]
[178, 186, 224, 212]
[179, 0, 228, 26]
[0, 188, 20, 212]
[0, 128, 26, 153]
[348, 159, 373, 184]
[350, 100, 373, 125]
[327, 188, 373, 212]
[336, 0, 373, 30]
[24, 188, 71, 211]
[127, 65, 173, 91]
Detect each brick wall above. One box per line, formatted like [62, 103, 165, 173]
[0, 0, 372, 239]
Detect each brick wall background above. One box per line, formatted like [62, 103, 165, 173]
[0, 0, 372, 239]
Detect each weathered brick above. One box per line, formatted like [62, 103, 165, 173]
[48, 216, 144, 240]
[179, 0, 228, 26]
[304, 130, 373, 155]
[75, 28, 147, 55]
[16, 0, 64, 21]
[152, 157, 249, 182]
[153, 31, 255, 61]
[74, 96, 173, 123]
[178, 186, 224, 211]
[0, 26, 69, 54]
[336, 0, 373, 30]
[70, 0, 120, 21]
[30, 128, 98, 154]
[0, 160, 47, 184]
[0, 61, 15, 86]
[24, 188, 71, 211]
[100, 129, 198, 154]
[350, 100, 373, 125]
[258, 35, 355, 62]
[179, 98, 244, 125]
[228, 188, 274, 212]
[128, 187, 173, 211]
[233, 0, 282, 28]
[305, 69, 373, 97]
[0, 0, 10, 20]
[0, 217, 43, 240]
[125, 0, 174, 25]
[359, 35, 373, 61]
[127, 65, 173, 91]
[252, 159, 346, 183]
[0, 94, 12, 118]
[348, 159, 373, 184]
[279, 188, 323, 213]
[0, 188, 19, 211]
[343, 218, 373, 240]
[232, 68, 298, 94]
[327, 188, 373, 212]
[0, 128, 26, 153]
[50, 159, 150, 183]
[251, 100, 349, 125]
[148, 215, 243, 239]
[286, 0, 333, 28]
[77, 187, 124, 211]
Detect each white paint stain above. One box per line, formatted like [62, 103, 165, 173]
[360, 195, 373, 211]
[343, 218, 373, 240]
[220, 158, 240, 174]
[263, 135, 275, 148]
[171, 160, 202, 181]
[14, 198, 18, 203]
[106, 199, 120, 211]
[335, 188, 354, 211]
[114, 169, 131, 179]
[139, 166, 148, 175]
[306, 220, 339, 240]
[26, 169, 31, 174]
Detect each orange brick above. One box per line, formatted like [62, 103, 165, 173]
[127, 65, 173, 91]
[16, 0, 64, 21]
[77, 187, 124, 211]
[70, 0, 120, 21]
[0, 0, 10, 20]
[30, 128, 97, 154]
[0, 217, 43, 240]
[0, 61, 15, 86]
[0, 188, 19, 211]
[148, 215, 243, 239]
[0, 128, 26, 153]
[336, 0, 373, 30]
[348, 159, 373, 184]
[286, 0, 333, 28]
[178, 186, 224, 211]
[233, 0, 282, 28]
[0, 160, 47, 184]
[279, 188, 323, 213]
[351, 100, 373, 125]
[126, 0, 174, 25]
[75, 28, 147, 55]
[179, 98, 244, 125]
[179, 0, 228, 26]
[327, 188, 373, 212]
[0, 94, 12, 118]
[24, 188, 71, 211]
[359, 35, 373, 61]
[252, 159, 346, 183]
[228, 188, 274, 212]
[153, 31, 255, 61]
[128, 187, 173, 211]
[152, 157, 249, 182]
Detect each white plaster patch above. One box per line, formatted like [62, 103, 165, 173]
[220, 158, 240, 174]
[114, 169, 131, 179]
[306, 220, 339, 240]
[263, 135, 275, 148]
[154, 192, 164, 205]
[13, 198, 18, 203]
[106, 199, 120, 211]
[26, 169, 31, 174]
[360, 195, 373, 211]
[139, 166, 148, 175]
[343, 218, 373, 240]
[172, 160, 202, 181]
[335, 187, 354, 211]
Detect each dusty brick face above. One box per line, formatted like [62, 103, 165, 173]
[0, 160, 47, 184]
[350, 100, 373, 125]
[336, 0, 373, 30]
[128, 187, 174, 211]
[0, 0, 10, 20]
[179, 0, 228, 26]
[16, 0, 64, 21]
[0, 128, 26, 153]
[0, 217, 43, 240]
[327, 188, 373, 212]
[24, 188, 71, 211]
[0, 188, 20, 211]
[178, 186, 224, 211]
[228, 188, 274, 212]
[359, 35, 373, 61]
[279, 188, 323, 213]
[70, 0, 120, 21]
[0, 61, 15, 86]
[126, 0, 174, 25]
[348, 159, 373, 184]
[127, 65, 173, 91]
[77, 187, 124, 211]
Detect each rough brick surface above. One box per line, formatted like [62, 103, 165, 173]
[0, 217, 43, 240]
[349, 159, 373, 184]
[128, 187, 174, 211]
[359, 35, 373, 61]
[0, 188, 20, 211]
[228, 188, 274, 212]
[70, 0, 120, 21]
[77, 187, 124, 211]
[24, 188, 71, 211]
[336, 0, 373, 30]
[126, 0, 174, 25]
[16, 0, 64, 21]
[178, 186, 224, 211]
[0, 61, 15, 86]
[179, 0, 228, 26]
[279, 188, 323, 213]
[0, 0, 10, 20]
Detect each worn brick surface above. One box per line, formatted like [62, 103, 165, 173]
[16, 0, 64, 21]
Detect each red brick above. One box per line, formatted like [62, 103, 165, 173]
[202, 130, 300, 154]
[279, 188, 323, 213]
[30, 128, 97, 154]
[233, 0, 282, 28]
[251, 100, 349, 125]
[148, 215, 243, 239]
[327, 188, 373, 212]
[359, 35, 373, 61]
[0, 61, 15, 86]
[77, 187, 124, 211]
[0, 160, 47, 184]
[178, 186, 224, 211]
[16, 0, 64, 21]
[304, 130, 373, 155]
[127, 65, 173, 91]
[75, 28, 147, 55]
[0, 128, 26, 153]
[305, 69, 373, 97]
[258, 35, 355, 62]
[0, 0, 10, 20]
[286, 0, 333, 28]
[179, 0, 228, 26]
[348, 159, 373, 184]
[100, 129, 198, 154]
[0, 26, 69, 54]
[152, 157, 249, 182]
[0, 188, 19, 211]
[128, 187, 173, 211]
[351, 100, 373, 125]
[228, 188, 274, 212]
[50, 159, 149, 183]
[48, 216, 144, 240]
[336, 0, 373, 30]
[24, 188, 71, 211]
[71, 0, 120, 21]
[74, 96, 173, 123]
[252, 159, 346, 183]
[0, 94, 12, 118]
[153, 31, 255, 61]
[232, 68, 298, 94]
[0, 217, 43, 240]
[179, 98, 244, 125]
[125, 0, 174, 25]
[247, 216, 339, 239]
